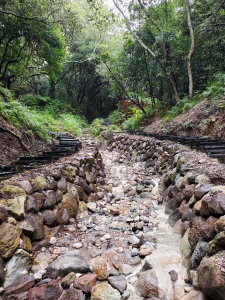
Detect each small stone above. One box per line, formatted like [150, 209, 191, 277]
[108, 274, 127, 294]
[87, 202, 97, 212]
[128, 236, 140, 245]
[139, 247, 153, 256]
[73, 243, 82, 249]
[110, 207, 120, 216]
[50, 237, 57, 245]
[104, 234, 111, 240]
[61, 272, 76, 288]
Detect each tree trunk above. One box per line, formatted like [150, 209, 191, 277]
[50, 80, 56, 99]
[185, 0, 195, 100]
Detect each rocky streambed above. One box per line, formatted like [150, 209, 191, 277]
[0, 132, 224, 299]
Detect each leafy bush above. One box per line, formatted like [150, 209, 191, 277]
[89, 118, 105, 137]
[0, 89, 87, 141]
[201, 73, 225, 99]
[108, 110, 125, 125]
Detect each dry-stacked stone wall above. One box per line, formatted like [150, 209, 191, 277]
[0, 147, 105, 296]
[105, 132, 225, 300]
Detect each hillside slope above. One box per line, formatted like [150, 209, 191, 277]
[144, 98, 225, 139]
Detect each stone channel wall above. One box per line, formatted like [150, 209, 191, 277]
[0, 147, 105, 297]
[104, 132, 225, 300]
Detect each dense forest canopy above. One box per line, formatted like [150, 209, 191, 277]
[0, 0, 225, 122]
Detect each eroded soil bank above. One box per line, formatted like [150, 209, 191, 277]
[0, 131, 224, 299]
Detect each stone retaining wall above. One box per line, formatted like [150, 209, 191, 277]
[104, 132, 225, 300]
[0, 147, 105, 295]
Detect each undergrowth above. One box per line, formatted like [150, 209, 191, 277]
[89, 118, 121, 137]
[0, 87, 87, 141]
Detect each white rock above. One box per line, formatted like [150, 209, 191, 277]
[128, 236, 140, 245]
[50, 237, 56, 245]
[34, 272, 43, 282]
[73, 242, 82, 249]
[104, 234, 111, 240]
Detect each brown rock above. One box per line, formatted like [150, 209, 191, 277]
[22, 235, 32, 253]
[90, 258, 109, 280]
[214, 216, 225, 232]
[17, 181, 33, 195]
[42, 210, 59, 227]
[59, 288, 84, 300]
[0, 257, 5, 284]
[127, 189, 136, 197]
[42, 190, 56, 210]
[200, 217, 217, 242]
[61, 193, 78, 218]
[26, 192, 45, 213]
[5, 274, 35, 296]
[74, 185, 88, 203]
[198, 251, 225, 300]
[74, 176, 92, 195]
[25, 213, 45, 241]
[181, 221, 190, 237]
[101, 250, 123, 270]
[184, 184, 195, 200]
[0, 223, 22, 259]
[0, 205, 8, 224]
[75, 274, 97, 293]
[56, 207, 70, 225]
[188, 215, 206, 250]
[57, 177, 67, 193]
[28, 279, 62, 300]
[110, 207, 120, 216]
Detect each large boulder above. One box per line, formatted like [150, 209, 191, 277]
[4, 249, 31, 288]
[91, 283, 121, 300]
[108, 275, 127, 294]
[181, 229, 192, 267]
[61, 193, 78, 218]
[42, 210, 59, 227]
[42, 190, 56, 209]
[46, 251, 89, 278]
[0, 223, 22, 259]
[90, 258, 109, 280]
[31, 176, 47, 191]
[0, 205, 8, 224]
[25, 213, 45, 241]
[207, 232, 225, 255]
[28, 279, 62, 300]
[136, 269, 159, 298]
[26, 192, 45, 213]
[201, 186, 225, 217]
[17, 181, 33, 195]
[191, 238, 208, 269]
[198, 250, 225, 300]
[214, 216, 225, 232]
[188, 215, 206, 251]
[199, 216, 217, 242]
[0, 185, 26, 220]
[168, 208, 182, 228]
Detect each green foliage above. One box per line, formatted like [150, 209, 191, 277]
[201, 73, 225, 99]
[89, 119, 121, 137]
[89, 118, 104, 137]
[0, 98, 50, 141]
[108, 110, 126, 125]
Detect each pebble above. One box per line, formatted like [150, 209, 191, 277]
[73, 242, 82, 249]
[50, 237, 56, 245]
[128, 236, 140, 245]
[104, 234, 111, 240]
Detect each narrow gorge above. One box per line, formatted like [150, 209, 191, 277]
[0, 131, 224, 300]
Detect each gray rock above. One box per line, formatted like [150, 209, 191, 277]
[140, 260, 153, 271]
[128, 236, 140, 245]
[18, 221, 35, 236]
[191, 238, 208, 270]
[136, 185, 144, 194]
[122, 289, 130, 300]
[42, 210, 59, 227]
[26, 192, 45, 213]
[42, 190, 56, 209]
[136, 269, 159, 298]
[4, 249, 31, 288]
[0, 206, 8, 224]
[118, 264, 133, 276]
[108, 275, 127, 294]
[194, 184, 214, 200]
[57, 177, 67, 193]
[4, 273, 35, 296]
[17, 181, 33, 195]
[167, 208, 182, 228]
[46, 251, 89, 279]
[123, 249, 141, 266]
[25, 213, 45, 241]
